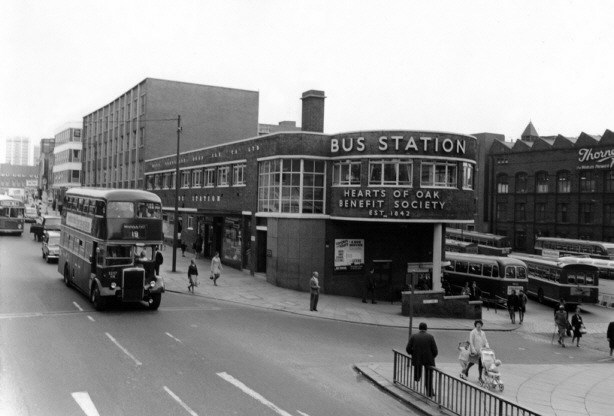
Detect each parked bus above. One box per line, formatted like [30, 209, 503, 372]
[509, 254, 599, 306]
[0, 194, 25, 235]
[443, 252, 528, 301]
[445, 228, 512, 256]
[534, 236, 614, 260]
[444, 239, 479, 254]
[558, 256, 614, 281]
[58, 188, 165, 311]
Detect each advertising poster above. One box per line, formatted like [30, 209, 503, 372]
[334, 239, 364, 271]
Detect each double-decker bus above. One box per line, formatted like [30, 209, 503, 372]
[509, 254, 599, 306]
[58, 188, 165, 310]
[445, 228, 512, 256]
[534, 237, 614, 260]
[0, 194, 25, 235]
[443, 252, 528, 301]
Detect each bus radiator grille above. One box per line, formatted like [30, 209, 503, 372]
[123, 269, 145, 302]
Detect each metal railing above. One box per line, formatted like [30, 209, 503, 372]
[393, 349, 540, 416]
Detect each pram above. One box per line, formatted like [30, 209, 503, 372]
[479, 348, 504, 392]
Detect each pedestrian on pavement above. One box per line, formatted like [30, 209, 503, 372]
[153, 245, 163, 275]
[210, 251, 223, 286]
[554, 305, 568, 347]
[309, 271, 320, 311]
[507, 290, 519, 324]
[362, 266, 377, 304]
[607, 321, 614, 357]
[187, 259, 198, 292]
[406, 322, 438, 397]
[554, 298, 567, 316]
[518, 289, 528, 324]
[571, 306, 585, 347]
[464, 319, 489, 382]
[469, 281, 482, 301]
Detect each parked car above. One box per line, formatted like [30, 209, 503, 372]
[42, 230, 61, 263]
[30, 215, 61, 242]
[24, 205, 38, 223]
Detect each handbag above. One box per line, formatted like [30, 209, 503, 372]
[566, 321, 572, 337]
[579, 324, 587, 334]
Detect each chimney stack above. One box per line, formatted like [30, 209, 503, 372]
[301, 90, 326, 133]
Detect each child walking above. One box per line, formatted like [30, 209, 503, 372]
[458, 341, 471, 380]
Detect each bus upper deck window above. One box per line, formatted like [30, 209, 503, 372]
[505, 267, 515, 279]
[107, 202, 134, 219]
[517, 267, 527, 279]
[492, 265, 499, 278]
[95, 201, 106, 216]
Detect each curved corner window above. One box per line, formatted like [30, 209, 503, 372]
[420, 161, 456, 188]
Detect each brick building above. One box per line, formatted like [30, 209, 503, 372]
[82, 78, 259, 190]
[487, 123, 614, 250]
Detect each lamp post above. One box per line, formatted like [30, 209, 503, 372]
[172, 115, 182, 272]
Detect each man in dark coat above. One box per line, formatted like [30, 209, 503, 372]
[153, 246, 163, 275]
[607, 321, 614, 357]
[406, 322, 438, 396]
[362, 266, 376, 304]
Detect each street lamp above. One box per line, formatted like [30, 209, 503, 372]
[172, 115, 182, 272]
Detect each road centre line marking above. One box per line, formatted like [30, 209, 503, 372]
[166, 332, 183, 343]
[217, 372, 293, 416]
[73, 302, 83, 311]
[163, 386, 199, 416]
[71, 392, 100, 416]
[88, 315, 95, 322]
[105, 332, 142, 366]
[297, 411, 312, 416]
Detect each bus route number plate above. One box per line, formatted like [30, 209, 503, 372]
[122, 224, 147, 239]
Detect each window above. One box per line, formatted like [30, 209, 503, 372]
[496, 174, 509, 194]
[605, 204, 614, 226]
[257, 159, 325, 214]
[107, 202, 134, 218]
[580, 171, 596, 192]
[205, 168, 215, 187]
[462, 163, 474, 190]
[496, 203, 507, 221]
[281, 159, 301, 213]
[557, 203, 568, 223]
[369, 159, 412, 186]
[233, 163, 246, 186]
[217, 166, 229, 186]
[536, 171, 549, 193]
[146, 175, 154, 190]
[557, 171, 571, 193]
[302, 160, 325, 214]
[515, 203, 526, 221]
[332, 160, 361, 186]
[606, 171, 614, 192]
[580, 203, 594, 224]
[515, 173, 527, 193]
[181, 171, 190, 188]
[187, 215, 194, 230]
[192, 169, 201, 188]
[420, 161, 457, 188]
[535, 203, 547, 222]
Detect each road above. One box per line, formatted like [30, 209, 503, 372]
[1, 225, 609, 416]
[1, 226, 417, 416]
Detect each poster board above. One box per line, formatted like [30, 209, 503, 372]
[334, 239, 364, 271]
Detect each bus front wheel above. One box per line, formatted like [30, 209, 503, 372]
[149, 294, 162, 311]
[91, 285, 106, 311]
[537, 289, 544, 304]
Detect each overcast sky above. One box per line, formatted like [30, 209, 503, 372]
[1, 0, 612, 161]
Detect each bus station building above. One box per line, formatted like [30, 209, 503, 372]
[145, 91, 478, 299]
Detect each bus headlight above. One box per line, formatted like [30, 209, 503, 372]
[149, 280, 156, 288]
[110, 282, 117, 289]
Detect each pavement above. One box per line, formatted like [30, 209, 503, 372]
[159, 249, 614, 416]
